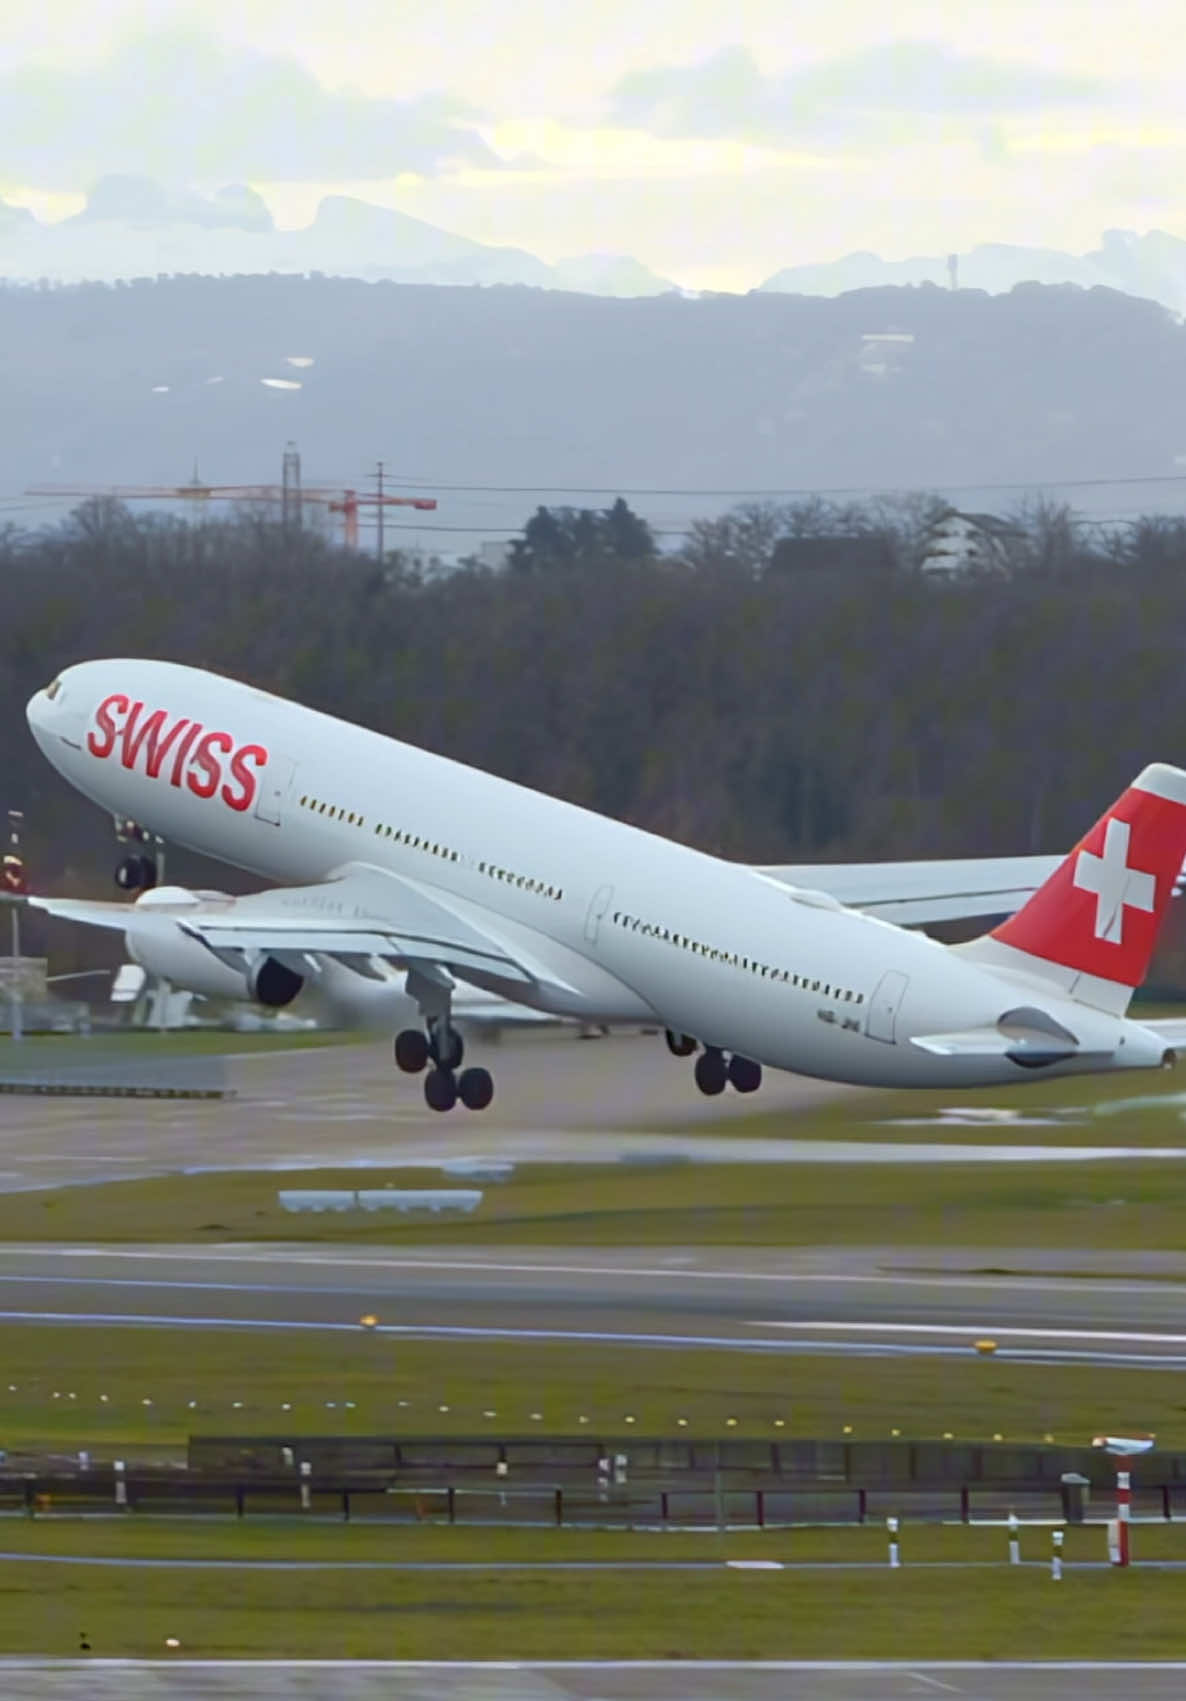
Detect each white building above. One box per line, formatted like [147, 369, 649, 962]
[921, 508, 1026, 578]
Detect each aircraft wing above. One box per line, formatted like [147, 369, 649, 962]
[21, 866, 556, 993]
[754, 856, 1063, 926]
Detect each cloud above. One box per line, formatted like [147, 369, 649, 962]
[0, 30, 496, 189]
[609, 41, 1116, 146]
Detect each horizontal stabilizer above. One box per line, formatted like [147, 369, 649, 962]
[910, 1005, 1106, 1069]
[754, 856, 1061, 925]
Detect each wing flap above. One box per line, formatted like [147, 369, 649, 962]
[182, 917, 534, 986]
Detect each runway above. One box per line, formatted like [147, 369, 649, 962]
[0, 1244, 1182, 1364]
[0, 1033, 1184, 1192]
[0, 1663, 1184, 1699]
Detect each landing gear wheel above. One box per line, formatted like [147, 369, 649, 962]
[728, 1055, 762, 1094]
[665, 1029, 698, 1058]
[115, 855, 156, 893]
[457, 1066, 495, 1111]
[423, 1068, 457, 1113]
[394, 1029, 430, 1074]
[429, 1025, 464, 1071]
[694, 1048, 728, 1096]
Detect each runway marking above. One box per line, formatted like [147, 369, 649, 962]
[0, 1310, 1181, 1366]
[752, 1320, 1186, 1345]
[2, 1658, 1186, 1671]
[907, 1675, 965, 1694]
[6, 1245, 1183, 1297]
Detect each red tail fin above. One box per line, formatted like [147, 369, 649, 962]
[990, 764, 1186, 989]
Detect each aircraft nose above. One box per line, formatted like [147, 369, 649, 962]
[26, 675, 78, 759]
[25, 687, 51, 750]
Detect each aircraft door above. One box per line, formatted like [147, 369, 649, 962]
[255, 755, 296, 826]
[866, 970, 909, 1043]
[584, 884, 614, 945]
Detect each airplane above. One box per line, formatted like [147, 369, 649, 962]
[16, 656, 1186, 1112]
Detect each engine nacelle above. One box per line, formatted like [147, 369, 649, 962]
[124, 887, 305, 1008]
[126, 914, 252, 1002]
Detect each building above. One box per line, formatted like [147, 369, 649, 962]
[921, 509, 1026, 578]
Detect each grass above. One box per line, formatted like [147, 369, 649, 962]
[694, 1064, 1186, 1147]
[3, 1324, 1186, 1453]
[6, 1155, 1186, 1249]
[0, 1522, 1184, 1657]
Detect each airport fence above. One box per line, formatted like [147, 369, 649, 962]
[186, 1433, 1186, 1492]
[4, 1443, 1186, 1530]
[3, 1472, 1186, 1529]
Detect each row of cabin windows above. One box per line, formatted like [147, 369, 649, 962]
[300, 795, 366, 828]
[477, 860, 563, 901]
[611, 910, 865, 1005]
[374, 821, 460, 863]
[298, 795, 562, 900]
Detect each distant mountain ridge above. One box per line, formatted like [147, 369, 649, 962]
[5, 178, 1186, 315]
[759, 230, 1186, 316]
[0, 176, 678, 298]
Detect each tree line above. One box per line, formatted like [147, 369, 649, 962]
[5, 493, 1186, 980]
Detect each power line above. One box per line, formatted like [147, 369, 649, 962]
[371, 473, 1186, 498]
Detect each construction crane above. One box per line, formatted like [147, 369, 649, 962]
[26, 448, 437, 551]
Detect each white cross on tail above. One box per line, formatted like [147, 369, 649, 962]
[1072, 817, 1156, 943]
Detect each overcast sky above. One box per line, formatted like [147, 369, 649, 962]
[2, 1, 1184, 290]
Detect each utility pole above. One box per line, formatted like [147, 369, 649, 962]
[374, 460, 385, 563]
[282, 441, 303, 536]
[5, 810, 25, 1043]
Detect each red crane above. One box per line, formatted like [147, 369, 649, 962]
[26, 472, 437, 550]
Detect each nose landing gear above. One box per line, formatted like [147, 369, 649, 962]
[113, 818, 163, 895]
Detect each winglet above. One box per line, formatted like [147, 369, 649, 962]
[988, 764, 1186, 991]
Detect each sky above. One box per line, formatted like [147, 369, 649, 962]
[2, 1, 1185, 291]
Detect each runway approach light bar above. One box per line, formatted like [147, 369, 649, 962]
[1093, 1435, 1155, 1456]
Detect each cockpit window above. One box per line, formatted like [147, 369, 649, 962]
[45, 678, 62, 701]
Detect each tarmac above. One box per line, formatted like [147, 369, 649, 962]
[0, 1662, 1183, 1699]
[0, 1031, 1183, 1191]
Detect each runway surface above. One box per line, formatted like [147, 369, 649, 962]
[1, 1033, 1184, 1191]
[0, 1243, 1182, 1364]
[0, 1662, 1183, 1699]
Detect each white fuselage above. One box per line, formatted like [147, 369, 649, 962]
[25, 658, 1166, 1087]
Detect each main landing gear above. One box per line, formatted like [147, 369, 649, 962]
[666, 1030, 762, 1097]
[394, 969, 495, 1114]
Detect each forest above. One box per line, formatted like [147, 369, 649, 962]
[5, 494, 1186, 978]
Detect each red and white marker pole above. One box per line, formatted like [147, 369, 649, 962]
[1093, 1434, 1154, 1569]
[1116, 1467, 1132, 1568]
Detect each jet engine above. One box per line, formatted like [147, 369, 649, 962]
[123, 887, 305, 1008]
